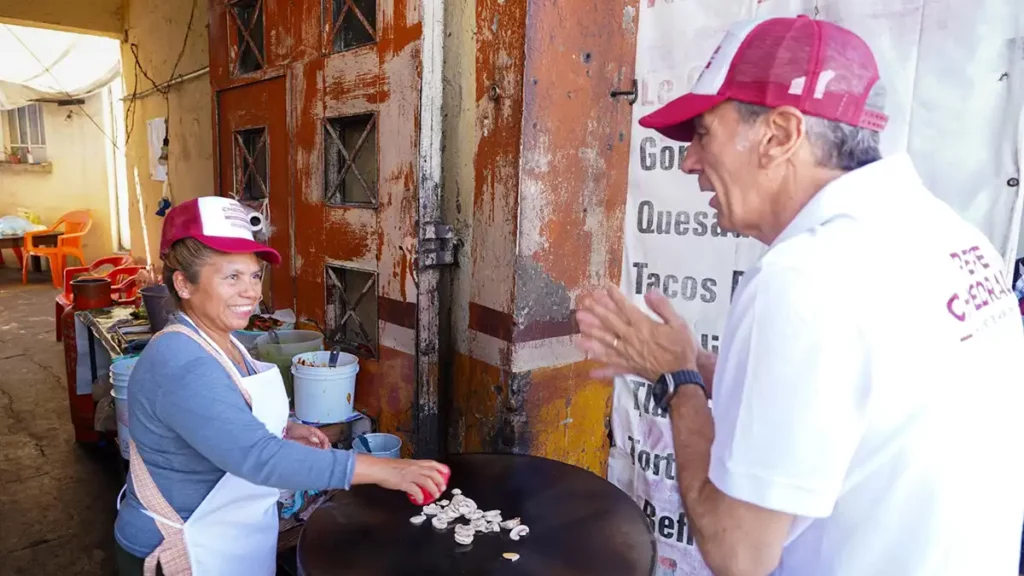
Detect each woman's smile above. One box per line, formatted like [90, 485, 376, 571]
[229, 304, 256, 319]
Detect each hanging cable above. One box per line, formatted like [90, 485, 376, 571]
[122, 0, 198, 206]
[123, 0, 197, 152]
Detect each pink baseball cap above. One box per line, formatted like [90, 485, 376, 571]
[159, 196, 281, 265]
[639, 15, 889, 142]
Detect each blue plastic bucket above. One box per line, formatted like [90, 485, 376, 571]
[351, 433, 402, 458]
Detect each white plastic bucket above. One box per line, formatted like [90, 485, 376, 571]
[290, 351, 359, 425]
[109, 357, 138, 459]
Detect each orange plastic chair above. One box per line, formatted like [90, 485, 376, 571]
[108, 264, 147, 305]
[54, 255, 134, 341]
[22, 210, 93, 287]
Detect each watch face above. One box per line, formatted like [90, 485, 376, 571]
[651, 377, 669, 404]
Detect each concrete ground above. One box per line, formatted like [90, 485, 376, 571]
[0, 266, 304, 576]
[0, 266, 123, 576]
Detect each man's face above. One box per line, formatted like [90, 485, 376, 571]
[680, 102, 765, 236]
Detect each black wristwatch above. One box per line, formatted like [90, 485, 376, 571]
[652, 369, 707, 412]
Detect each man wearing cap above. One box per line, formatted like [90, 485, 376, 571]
[578, 15, 1024, 576]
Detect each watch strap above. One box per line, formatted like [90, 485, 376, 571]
[656, 369, 707, 411]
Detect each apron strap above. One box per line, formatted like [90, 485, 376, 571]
[161, 324, 253, 406]
[128, 439, 193, 576]
[126, 324, 255, 575]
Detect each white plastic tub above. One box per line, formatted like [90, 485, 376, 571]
[290, 351, 359, 425]
[109, 356, 139, 459]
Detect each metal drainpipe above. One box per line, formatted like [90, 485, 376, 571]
[414, 0, 448, 459]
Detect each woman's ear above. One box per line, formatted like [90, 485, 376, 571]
[172, 270, 192, 300]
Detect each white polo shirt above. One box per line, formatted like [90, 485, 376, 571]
[710, 154, 1024, 576]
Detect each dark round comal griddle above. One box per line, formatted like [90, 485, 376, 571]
[297, 453, 656, 576]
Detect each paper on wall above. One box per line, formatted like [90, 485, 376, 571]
[147, 117, 168, 182]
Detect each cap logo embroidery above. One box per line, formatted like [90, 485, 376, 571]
[220, 205, 253, 232]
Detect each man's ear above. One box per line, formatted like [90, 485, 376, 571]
[759, 106, 807, 168]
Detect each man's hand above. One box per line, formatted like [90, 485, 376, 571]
[576, 283, 699, 383]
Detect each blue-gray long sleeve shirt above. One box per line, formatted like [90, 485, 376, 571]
[114, 316, 356, 557]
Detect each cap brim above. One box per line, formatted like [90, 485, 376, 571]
[638, 93, 728, 142]
[193, 235, 282, 265]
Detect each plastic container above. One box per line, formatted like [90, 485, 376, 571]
[255, 330, 324, 399]
[109, 356, 139, 459]
[140, 284, 173, 333]
[290, 350, 359, 424]
[232, 330, 264, 354]
[351, 433, 401, 459]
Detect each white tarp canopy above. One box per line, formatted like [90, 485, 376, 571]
[0, 23, 121, 110]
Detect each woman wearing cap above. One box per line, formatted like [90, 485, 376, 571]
[113, 197, 449, 576]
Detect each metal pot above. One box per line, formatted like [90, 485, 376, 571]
[140, 284, 172, 333]
[71, 277, 113, 311]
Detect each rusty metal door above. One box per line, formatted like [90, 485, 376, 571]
[290, 0, 425, 451]
[210, 0, 439, 456]
[215, 77, 292, 310]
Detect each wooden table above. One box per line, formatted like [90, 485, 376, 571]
[0, 231, 63, 271]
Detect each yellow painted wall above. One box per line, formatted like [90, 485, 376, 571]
[0, 0, 123, 39]
[0, 0, 215, 269]
[120, 0, 213, 267]
[0, 95, 115, 265]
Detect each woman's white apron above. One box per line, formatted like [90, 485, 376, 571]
[116, 316, 289, 576]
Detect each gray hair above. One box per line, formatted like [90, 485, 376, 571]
[733, 102, 881, 171]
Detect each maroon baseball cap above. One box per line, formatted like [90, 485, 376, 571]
[159, 196, 281, 265]
[639, 15, 888, 142]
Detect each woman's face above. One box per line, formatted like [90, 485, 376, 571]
[175, 252, 264, 334]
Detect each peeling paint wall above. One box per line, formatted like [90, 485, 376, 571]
[122, 0, 213, 266]
[443, 0, 526, 456]
[509, 0, 638, 472]
[207, 0, 425, 453]
[446, 0, 638, 475]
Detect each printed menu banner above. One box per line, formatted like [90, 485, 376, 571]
[609, 1, 1023, 574]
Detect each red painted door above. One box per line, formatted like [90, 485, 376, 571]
[215, 76, 292, 310]
[290, 0, 423, 442]
[209, 0, 424, 449]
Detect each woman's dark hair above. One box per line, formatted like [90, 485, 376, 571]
[161, 238, 218, 308]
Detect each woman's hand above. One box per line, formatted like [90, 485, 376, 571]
[352, 454, 450, 501]
[285, 421, 331, 449]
